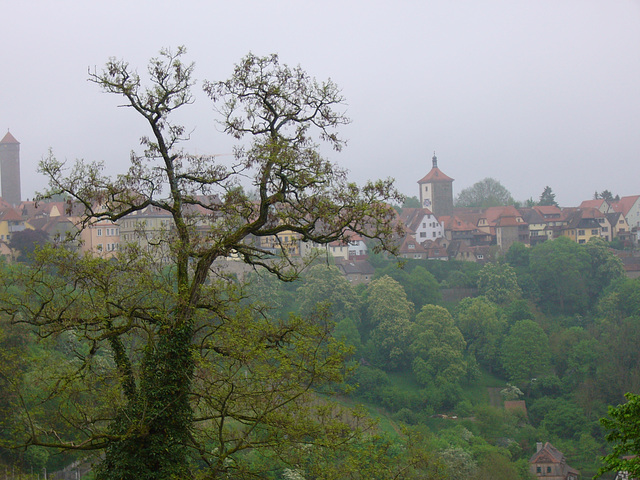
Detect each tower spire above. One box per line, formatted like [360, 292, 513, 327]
[432, 151, 438, 169]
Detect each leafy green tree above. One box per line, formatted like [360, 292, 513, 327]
[584, 237, 624, 304]
[598, 393, 640, 478]
[597, 277, 640, 320]
[409, 305, 467, 386]
[454, 178, 515, 208]
[455, 297, 506, 372]
[504, 242, 529, 268]
[402, 195, 421, 208]
[529, 237, 590, 313]
[375, 264, 441, 310]
[297, 264, 361, 321]
[364, 275, 414, 369]
[477, 262, 521, 305]
[529, 397, 588, 440]
[333, 317, 363, 353]
[538, 186, 558, 206]
[0, 49, 400, 479]
[501, 320, 550, 383]
[595, 315, 640, 403]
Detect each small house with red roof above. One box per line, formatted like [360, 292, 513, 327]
[398, 234, 430, 260]
[561, 208, 602, 244]
[0, 206, 28, 242]
[612, 195, 640, 233]
[529, 442, 579, 480]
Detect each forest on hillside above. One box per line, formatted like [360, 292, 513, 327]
[1, 235, 638, 479]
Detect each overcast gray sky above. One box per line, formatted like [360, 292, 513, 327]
[3, 0, 639, 207]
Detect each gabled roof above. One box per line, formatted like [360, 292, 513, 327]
[580, 199, 609, 210]
[439, 215, 478, 232]
[417, 167, 454, 184]
[611, 195, 640, 216]
[529, 442, 565, 464]
[398, 207, 436, 233]
[0, 207, 23, 222]
[519, 208, 545, 224]
[532, 205, 563, 218]
[453, 208, 483, 226]
[605, 211, 624, 224]
[580, 207, 605, 220]
[0, 131, 19, 144]
[399, 234, 428, 254]
[482, 206, 523, 225]
[495, 215, 524, 227]
[421, 238, 449, 259]
[334, 258, 375, 276]
[563, 209, 601, 229]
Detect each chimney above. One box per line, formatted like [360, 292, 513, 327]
[536, 442, 543, 452]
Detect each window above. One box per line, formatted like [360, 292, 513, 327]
[602, 227, 608, 232]
[432, 232, 436, 237]
[97, 229, 103, 236]
[579, 239, 586, 244]
[420, 232, 426, 238]
[578, 229, 585, 236]
[408, 244, 415, 249]
[591, 229, 598, 235]
[477, 254, 484, 259]
[536, 467, 541, 473]
[547, 466, 551, 473]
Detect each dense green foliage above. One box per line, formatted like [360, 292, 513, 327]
[0, 231, 636, 478]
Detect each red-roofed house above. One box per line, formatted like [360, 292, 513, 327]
[399, 234, 430, 260]
[580, 198, 612, 213]
[0, 206, 27, 242]
[529, 442, 579, 480]
[612, 195, 640, 231]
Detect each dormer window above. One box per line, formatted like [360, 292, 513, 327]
[408, 244, 415, 249]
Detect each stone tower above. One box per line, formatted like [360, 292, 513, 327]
[0, 131, 22, 205]
[417, 152, 454, 217]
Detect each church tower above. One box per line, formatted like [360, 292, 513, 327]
[0, 131, 22, 205]
[417, 152, 453, 216]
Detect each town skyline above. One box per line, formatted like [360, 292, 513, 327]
[3, 1, 639, 206]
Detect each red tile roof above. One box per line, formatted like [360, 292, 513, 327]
[580, 199, 607, 210]
[611, 195, 640, 216]
[417, 167, 454, 183]
[0, 131, 19, 144]
[0, 207, 23, 222]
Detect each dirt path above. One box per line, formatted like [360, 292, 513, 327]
[487, 387, 503, 408]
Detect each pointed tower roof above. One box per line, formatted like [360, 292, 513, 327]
[0, 131, 19, 144]
[418, 152, 454, 183]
